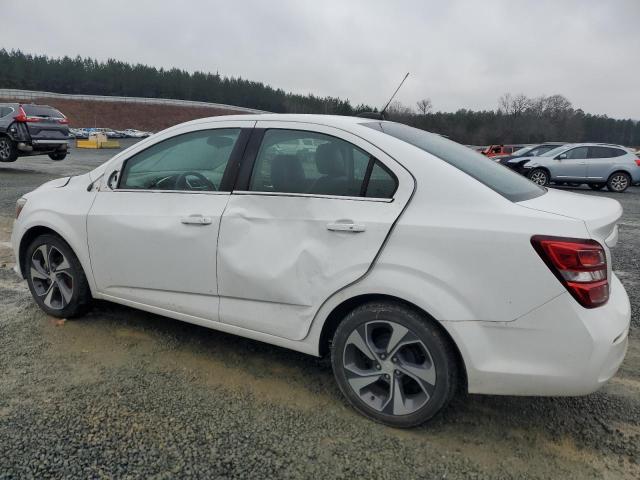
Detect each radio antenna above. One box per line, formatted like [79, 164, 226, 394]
[380, 72, 410, 116]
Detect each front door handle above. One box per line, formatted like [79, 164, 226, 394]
[327, 222, 366, 232]
[181, 215, 212, 225]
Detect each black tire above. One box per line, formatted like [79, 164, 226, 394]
[331, 302, 458, 428]
[48, 151, 68, 161]
[25, 234, 91, 318]
[0, 136, 18, 162]
[606, 172, 631, 193]
[589, 183, 605, 191]
[528, 168, 549, 186]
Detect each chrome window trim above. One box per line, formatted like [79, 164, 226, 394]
[232, 190, 394, 203]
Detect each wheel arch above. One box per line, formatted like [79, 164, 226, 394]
[318, 293, 468, 391]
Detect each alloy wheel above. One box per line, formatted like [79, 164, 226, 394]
[610, 174, 628, 192]
[0, 139, 10, 160]
[342, 320, 436, 416]
[529, 170, 548, 186]
[30, 244, 74, 310]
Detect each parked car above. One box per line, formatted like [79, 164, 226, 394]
[495, 142, 567, 163]
[0, 103, 70, 162]
[480, 144, 524, 157]
[507, 143, 640, 192]
[11, 115, 630, 427]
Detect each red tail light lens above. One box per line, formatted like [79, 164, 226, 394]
[531, 236, 609, 308]
[58, 118, 69, 124]
[635, 159, 640, 167]
[14, 106, 41, 123]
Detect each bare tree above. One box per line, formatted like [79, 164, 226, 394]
[416, 98, 433, 115]
[498, 93, 530, 115]
[385, 100, 414, 116]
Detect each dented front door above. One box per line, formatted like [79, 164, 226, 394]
[217, 121, 413, 341]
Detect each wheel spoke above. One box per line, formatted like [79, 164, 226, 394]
[346, 373, 383, 392]
[51, 251, 71, 273]
[345, 327, 376, 361]
[43, 283, 57, 307]
[385, 323, 409, 355]
[391, 376, 411, 415]
[398, 361, 436, 392]
[35, 245, 50, 272]
[56, 277, 73, 307]
[30, 266, 49, 281]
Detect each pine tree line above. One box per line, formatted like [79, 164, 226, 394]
[1, 49, 638, 145]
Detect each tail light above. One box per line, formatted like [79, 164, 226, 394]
[635, 159, 640, 167]
[58, 117, 69, 125]
[531, 235, 608, 308]
[14, 106, 41, 123]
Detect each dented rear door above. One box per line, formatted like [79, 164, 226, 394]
[217, 121, 413, 341]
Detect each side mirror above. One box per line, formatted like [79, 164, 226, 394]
[557, 153, 567, 160]
[107, 170, 119, 190]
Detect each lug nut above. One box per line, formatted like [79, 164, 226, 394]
[376, 364, 381, 370]
[380, 353, 386, 360]
[395, 370, 401, 376]
[392, 357, 397, 363]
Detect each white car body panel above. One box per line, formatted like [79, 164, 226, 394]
[217, 120, 414, 340]
[11, 114, 631, 398]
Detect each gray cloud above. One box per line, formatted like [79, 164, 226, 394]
[2, 0, 639, 118]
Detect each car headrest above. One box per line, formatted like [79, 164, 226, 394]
[270, 154, 305, 193]
[315, 143, 346, 176]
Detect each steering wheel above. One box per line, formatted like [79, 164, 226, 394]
[174, 171, 217, 191]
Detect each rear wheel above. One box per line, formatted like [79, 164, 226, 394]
[607, 172, 631, 193]
[331, 302, 458, 428]
[589, 183, 605, 191]
[0, 137, 18, 162]
[25, 234, 91, 318]
[48, 151, 67, 161]
[528, 168, 549, 186]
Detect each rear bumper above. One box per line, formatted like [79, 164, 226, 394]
[444, 273, 630, 396]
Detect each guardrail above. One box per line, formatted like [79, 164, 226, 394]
[0, 88, 267, 113]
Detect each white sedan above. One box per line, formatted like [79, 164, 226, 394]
[11, 114, 630, 427]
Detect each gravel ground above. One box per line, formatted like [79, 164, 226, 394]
[0, 147, 639, 479]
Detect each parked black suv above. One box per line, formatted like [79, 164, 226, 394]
[0, 103, 70, 162]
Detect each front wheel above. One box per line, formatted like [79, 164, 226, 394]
[331, 302, 458, 428]
[0, 137, 18, 162]
[48, 151, 68, 161]
[528, 168, 549, 186]
[25, 234, 92, 318]
[607, 172, 631, 193]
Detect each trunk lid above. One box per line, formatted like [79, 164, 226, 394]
[21, 105, 69, 142]
[517, 188, 622, 246]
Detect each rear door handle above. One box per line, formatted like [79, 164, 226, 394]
[327, 222, 366, 232]
[181, 215, 212, 225]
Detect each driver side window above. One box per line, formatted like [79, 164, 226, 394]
[119, 129, 241, 191]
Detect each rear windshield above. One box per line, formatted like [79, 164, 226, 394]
[362, 121, 545, 202]
[22, 105, 64, 118]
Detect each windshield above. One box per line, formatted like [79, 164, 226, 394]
[362, 122, 545, 202]
[511, 146, 534, 157]
[540, 145, 571, 158]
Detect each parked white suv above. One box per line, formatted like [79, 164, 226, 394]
[507, 143, 640, 192]
[11, 115, 630, 427]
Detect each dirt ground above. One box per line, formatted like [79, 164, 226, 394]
[0, 97, 250, 131]
[0, 146, 638, 479]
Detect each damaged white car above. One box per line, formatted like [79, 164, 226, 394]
[12, 114, 630, 427]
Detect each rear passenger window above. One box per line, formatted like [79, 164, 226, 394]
[249, 129, 397, 198]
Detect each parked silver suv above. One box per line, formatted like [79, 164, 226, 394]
[507, 143, 640, 192]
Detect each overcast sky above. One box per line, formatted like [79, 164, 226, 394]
[2, 0, 639, 118]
